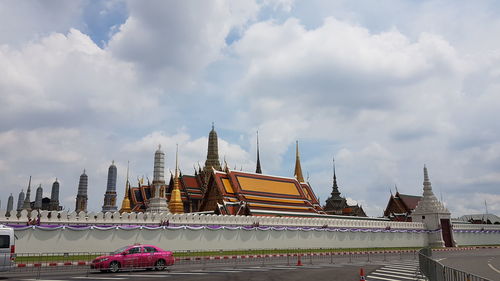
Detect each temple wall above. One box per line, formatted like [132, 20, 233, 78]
[0, 210, 427, 253]
[12, 226, 427, 254]
[452, 224, 500, 246]
[1, 210, 498, 253]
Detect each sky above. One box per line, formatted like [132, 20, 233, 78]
[0, 0, 499, 217]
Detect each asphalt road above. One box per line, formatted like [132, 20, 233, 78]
[2, 249, 499, 281]
[432, 248, 500, 281]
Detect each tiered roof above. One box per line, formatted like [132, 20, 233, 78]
[199, 169, 324, 217]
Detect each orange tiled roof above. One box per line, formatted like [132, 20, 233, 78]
[200, 169, 323, 216]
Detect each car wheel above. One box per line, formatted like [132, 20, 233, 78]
[109, 261, 120, 273]
[155, 259, 166, 271]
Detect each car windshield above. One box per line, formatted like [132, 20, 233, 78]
[110, 246, 129, 255]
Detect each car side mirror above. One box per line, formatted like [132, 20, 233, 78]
[122, 252, 128, 255]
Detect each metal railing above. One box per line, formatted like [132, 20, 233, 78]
[418, 248, 492, 281]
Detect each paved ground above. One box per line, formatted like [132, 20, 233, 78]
[1, 258, 422, 281]
[2, 248, 499, 281]
[432, 248, 500, 281]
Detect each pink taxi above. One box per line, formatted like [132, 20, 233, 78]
[91, 244, 174, 273]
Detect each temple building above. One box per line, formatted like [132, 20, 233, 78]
[197, 141, 323, 217]
[34, 184, 43, 210]
[102, 161, 118, 212]
[147, 145, 169, 212]
[197, 167, 323, 216]
[75, 170, 88, 213]
[16, 189, 24, 212]
[6, 194, 13, 216]
[122, 126, 221, 212]
[168, 145, 184, 214]
[49, 179, 62, 211]
[119, 126, 325, 217]
[22, 176, 32, 212]
[323, 159, 366, 217]
[383, 189, 422, 221]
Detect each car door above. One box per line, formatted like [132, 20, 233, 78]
[143, 246, 158, 267]
[123, 246, 142, 269]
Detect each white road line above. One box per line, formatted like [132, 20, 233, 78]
[488, 263, 500, 274]
[227, 268, 270, 271]
[116, 274, 171, 278]
[388, 262, 419, 266]
[163, 272, 207, 275]
[366, 275, 402, 281]
[20, 279, 68, 281]
[377, 269, 417, 276]
[269, 267, 298, 270]
[384, 265, 418, 270]
[192, 270, 243, 273]
[382, 267, 418, 272]
[72, 277, 127, 280]
[372, 272, 418, 280]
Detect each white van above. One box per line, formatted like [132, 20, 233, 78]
[0, 225, 14, 272]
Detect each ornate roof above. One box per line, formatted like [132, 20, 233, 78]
[412, 166, 449, 215]
[199, 169, 323, 216]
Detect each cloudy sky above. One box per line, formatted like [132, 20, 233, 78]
[1, 0, 499, 217]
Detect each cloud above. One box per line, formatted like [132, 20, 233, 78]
[1, 1, 499, 218]
[0, 29, 159, 131]
[107, 0, 259, 86]
[0, 0, 85, 46]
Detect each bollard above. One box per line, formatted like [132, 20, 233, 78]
[359, 268, 366, 281]
[296, 254, 303, 266]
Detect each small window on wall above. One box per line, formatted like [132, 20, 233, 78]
[422, 216, 425, 219]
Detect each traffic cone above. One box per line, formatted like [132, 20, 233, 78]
[296, 254, 303, 266]
[359, 268, 366, 280]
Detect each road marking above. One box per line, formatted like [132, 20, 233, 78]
[72, 277, 127, 280]
[192, 270, 243, 273]
[435, 258, 447, 262]
[371, 272, 418, 280]
[20, 279, 69, 281]
[163, 272, 207, 275]
[116, 274, 171, 278]
[383, 266, 417, 272]
[384, 265, 418, 270]
[387, 262, 419, 267]
[366, 275, 401, 281]
[377, 269, 417, 276]
[383, 266, 417, 271]
[488, 263, 500, 274]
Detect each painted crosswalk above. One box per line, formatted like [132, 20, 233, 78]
[367, 261, 426, 281]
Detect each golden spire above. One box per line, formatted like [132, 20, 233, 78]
[294, 140, 305, 182]
[169, 144, 184, 214]
[120, 161, 132, 213]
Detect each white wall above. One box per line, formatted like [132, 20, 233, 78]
[452, 224, 500, 246]
[13, 226, 428, 253]
[1, 210, 498, 253]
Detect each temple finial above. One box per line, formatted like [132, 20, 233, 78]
[294, 140, 305, 182]
[256, 131, 262, 174]
[395, 184, 399, 194]
[175, 144, 179, 178]
[423, 164, 429, 182]
[212, 122, 214, 130]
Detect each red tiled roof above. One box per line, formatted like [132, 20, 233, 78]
[398, 193, 422, 210]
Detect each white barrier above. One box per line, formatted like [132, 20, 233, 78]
[1, 210, 498, 253]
